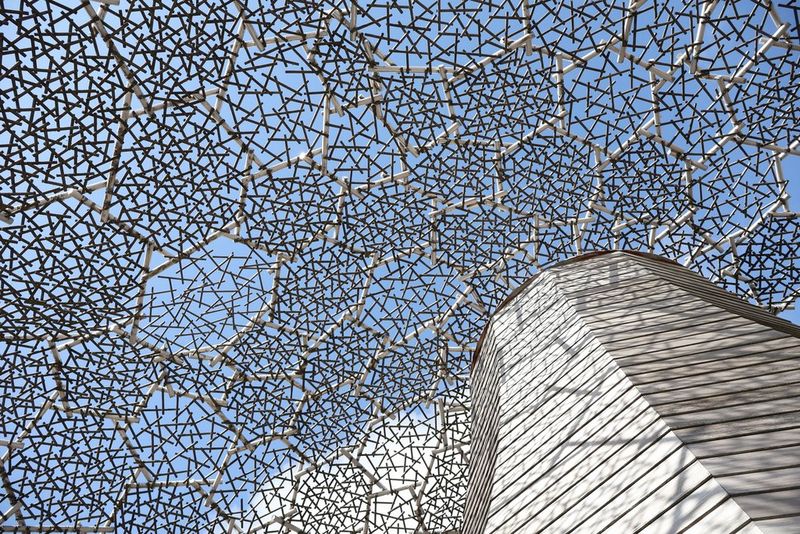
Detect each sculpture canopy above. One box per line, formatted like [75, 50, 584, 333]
[1, 0, 798, 531]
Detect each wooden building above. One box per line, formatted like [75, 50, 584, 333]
[464, 251, 800, 533]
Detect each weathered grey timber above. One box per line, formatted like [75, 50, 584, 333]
[464, 251, 800, 534]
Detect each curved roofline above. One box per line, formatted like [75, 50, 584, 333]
[470, 250, 692, 370]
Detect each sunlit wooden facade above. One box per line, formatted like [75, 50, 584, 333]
[466, 252, 800, 533]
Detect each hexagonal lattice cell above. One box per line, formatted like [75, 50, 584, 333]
[1, 0, 799, 531]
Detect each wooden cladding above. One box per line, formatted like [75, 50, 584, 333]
[465, 252, 800, 533]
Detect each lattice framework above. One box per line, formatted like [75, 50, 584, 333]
[1, 0, 799, 531]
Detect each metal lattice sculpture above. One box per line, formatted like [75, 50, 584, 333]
[1, 0, 799, 531]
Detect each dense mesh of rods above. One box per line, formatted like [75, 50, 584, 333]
[0, 0, 798, 531]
